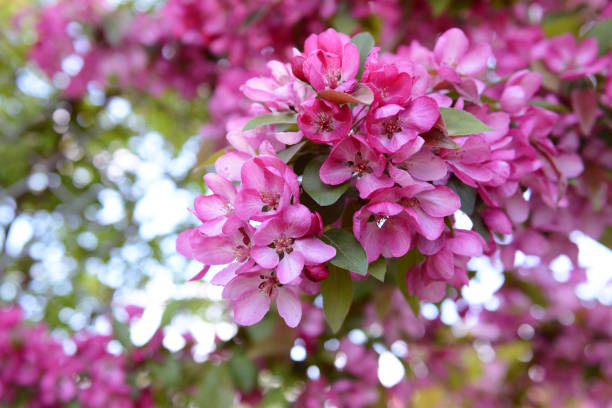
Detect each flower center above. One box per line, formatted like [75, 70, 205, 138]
[233, 227, 251, 262]
[375, 215, 389, 228]
[401, 197, 420, 208]
[315, 112, 335, 133]
[259, 191, 281, 212]
[381, 117, 402, 139]
[344, 151, 372, 177]
[258, 273, 280, 297]
[273, 234, 294, 254]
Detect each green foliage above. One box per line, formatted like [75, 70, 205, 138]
[321, 265, 353, 333]
[302, 156, 350, 206]
[586, 19, 612, 55]
[321, 228, 369, 275]
[368, 257, 387, 282]
[439, 107, 493, 136]
[351, 32, 375, 79]
[242, 113, 297, 131]
[392, 248, 424, 316]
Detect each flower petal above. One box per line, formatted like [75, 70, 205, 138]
[277, 287, 302, 327]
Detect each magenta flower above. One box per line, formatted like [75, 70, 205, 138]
[222, 269, 302, 327]
[389, 139, 448, 185]
[361, 51, 416, 105]
[500, 70, 542, 114]
[234, 156, 300, 221]
[251, 204, 336, 284]
[365, 97, 439, 153]
[536, 34, 609, 79]
[319, 135, 392, 198]
[433, 28, 491, 83]
[297, 98, 352, 144]
[291, 28, 360, 91]
[352, 200, 415, 262]
[190, 173, 237, 236]
[396, 185, 461, 240]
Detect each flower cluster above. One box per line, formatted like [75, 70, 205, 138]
[177, 20, 612, 330]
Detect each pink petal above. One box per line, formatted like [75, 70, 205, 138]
[204, 173, 236, 202]
[277, 252, 305, 284]
[293, 237, 336, 265]
[176, 228, 196, 259]
[277, 287, 302, 327]
[282, 204, 313, 237]
[427, 248, 454, 279]
[457, 43, 491, 76]
[356, 173, 394, 198]
[359, 221, 384, 262]
[231, 289, 271, 326]
[500, 85, 526, 114]
[320, 157, 352, 185]
[447, 230, 484, 257]
[417, 186, 461, 217]
[194, 195, 227, 220]
[215, 151, 250, 181]
[210, 263, 241, 286]
[403, 96, 439, 133]
[341, 42, 360, 82]
[434, 28, 469, 67]
[192, 236, 236, 264]
[384, 217, 413, 258]
[404, 207, 445, 241]
[234, 189, 263, 220]
[481, 207, 513, 235]
[189, 266, 210, 281]
[405, 150, 448, 181]
[251, 246, 280, 268]
[223, 274, 260, 300]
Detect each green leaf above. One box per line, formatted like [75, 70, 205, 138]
[194, 364, 234, 408]
[321, 265, 353, 333]
[599, 226, 612, 250]
[321, 228, 369, 276]
[542, 12, 582, 37]
[368, 257, 387, 282]
[242, 113, 297, 131]
[229, 351, 258, 392]
[302, 156, 350, 206]
[351, 32, 375, 79]
[393, 248, 424, 316]
[112, 318, 132, 350]
[428, 0, 451, 16]
[439, 107, 493, 136]
[276, 140, 306, 163]
[447, 177, 477, 215]
[586, 19, 612, 55]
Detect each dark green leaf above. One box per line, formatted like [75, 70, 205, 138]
[351, 32, 375, 79]
[112, 318, 132, 350]
[439, 107, 492, 136]
[321, 265, 353, 333]
[321, 228, 369, 276]
[428, 0, 451, 16]
[393, 248, 424, 316]
[586, 19, 612, 55]
[447, 177, 477, 215]
[599, 226, 612, 250]
[368, 257, 386, 282]
[276, 140, 306, 163]
[242, 113, 297, 131]
[302, 156, 350, 206]
[542, 12, 582, 37]
[229, 351, 258, 392]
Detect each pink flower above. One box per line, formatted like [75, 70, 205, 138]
[241, 60, 311, 110]
[190, 173, 237, 236]
[320, 135, 392, 198]
[291, 28, 360, 91]
[365, 97, 439, 153]
[353, 200, 415, 262]
[222, 269, 302, 327]
[500, 70, 542, 115]
[536, 34, 609, 79]
[235, 156, 300, 221]
[297, 98, 352, 144]
[433, 28, 492, 83]
[362, 52, 417, 105]
[251, 204, 336, 283]
[389, 139, 448, 185]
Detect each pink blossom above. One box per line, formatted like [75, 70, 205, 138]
[291, 28, 360, 91]
[251, 204, 336, 284]
[319, 135, 392, 198]
[433, 28, 492, 83]
[297, 98, 352, 144]
[235, 156, 300, 221]
[222, 269, 302, 327]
